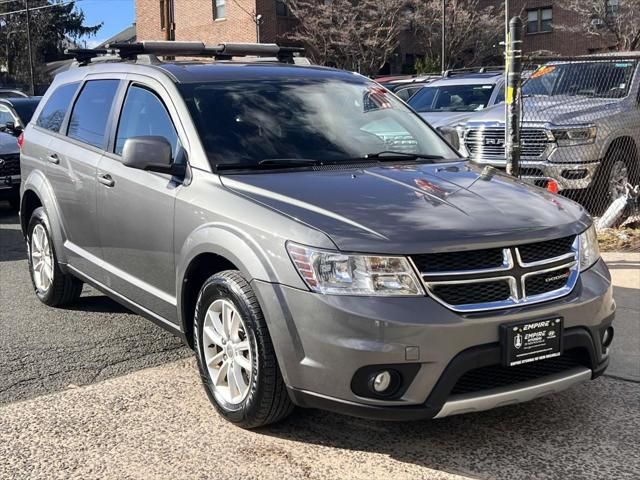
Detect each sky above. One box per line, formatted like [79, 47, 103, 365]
[76, 0, 135, 48]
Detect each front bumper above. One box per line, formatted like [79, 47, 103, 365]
[253, 258, 614, 420]
[0, 174, 20, 197]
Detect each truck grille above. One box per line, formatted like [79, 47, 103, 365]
[464, 127, 552, 160]
[450, 349, 588, 395]
[0, 153, 20, 176]
[410, 235, 578, 312]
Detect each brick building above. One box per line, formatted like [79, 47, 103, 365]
[136, 0, 618, 73]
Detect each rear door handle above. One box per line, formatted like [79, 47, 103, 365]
[97, 173, 115, 187]
[46, 154, 59, 165]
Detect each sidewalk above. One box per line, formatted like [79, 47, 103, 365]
[602, 252, 640, 382]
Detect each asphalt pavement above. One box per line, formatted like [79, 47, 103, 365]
[1, 202, 639, 480]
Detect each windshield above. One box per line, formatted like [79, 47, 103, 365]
[523, 61, 636, 98]
[179, 78, 455, 170]
[408, 84, 496, 112]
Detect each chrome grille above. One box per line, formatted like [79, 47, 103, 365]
[464, 127, 552, 160]
[411, 235, 579, 312]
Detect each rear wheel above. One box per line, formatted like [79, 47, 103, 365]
[27, 207, 83, 306]
[194, 270, 293, 428]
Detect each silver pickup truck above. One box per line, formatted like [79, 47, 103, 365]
[459, 57, 640, 211]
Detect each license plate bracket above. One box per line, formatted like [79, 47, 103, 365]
[501, 317, 563, 367]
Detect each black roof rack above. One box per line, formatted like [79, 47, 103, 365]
[443, 66, 504, 77]
[66, 42, 306, 65]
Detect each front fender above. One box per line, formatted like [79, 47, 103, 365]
[21, 169, 69, 266]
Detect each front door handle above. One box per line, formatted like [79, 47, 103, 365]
[97, 173, 115, 187]
[46, 154, 59, 165]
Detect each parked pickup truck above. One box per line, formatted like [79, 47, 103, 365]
[459, 56, 640, 212]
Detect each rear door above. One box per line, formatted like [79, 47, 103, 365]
[95, 77, 185, 323]
[45, 78, 121, 279]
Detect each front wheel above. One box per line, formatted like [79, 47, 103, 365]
[194, 270, 293, 428]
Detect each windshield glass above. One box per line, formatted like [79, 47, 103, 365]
[408, 84, 495, 112]
[179, 78, 455, 170]
[523, 61, 636, 98]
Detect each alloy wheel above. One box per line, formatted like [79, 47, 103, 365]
[30, 224, 54, 293]
[202, 299, 253, 405]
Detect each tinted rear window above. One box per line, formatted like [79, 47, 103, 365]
[36, 83, 79, 132]
[68, 80, 120, 148]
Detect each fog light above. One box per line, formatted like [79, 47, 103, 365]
[602, 327, 614, 348]
[372, 371, 392, 393]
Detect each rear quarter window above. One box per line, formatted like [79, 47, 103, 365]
[36, 82, 80, 133]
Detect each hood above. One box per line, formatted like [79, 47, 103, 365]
[0, 132, 19, 156]
[221, 161, 590, 254]
[467, 96, 620, 125]
[418, 111, 481, 129]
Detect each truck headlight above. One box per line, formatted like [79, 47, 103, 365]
[579, 225, 600, 271]
[287, 243, 424, 296]
[552, 126, 597, 146]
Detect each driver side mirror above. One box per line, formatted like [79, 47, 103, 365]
[122, 136, 184, 176]
[1, 121, 22, 136]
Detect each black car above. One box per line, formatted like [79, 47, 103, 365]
[0, 96, 41, 209]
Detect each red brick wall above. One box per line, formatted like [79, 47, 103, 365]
[479, 0, 615, 56]
[136, 0, 271, 44]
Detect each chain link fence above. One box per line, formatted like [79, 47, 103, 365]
[462, 53, 640, 253]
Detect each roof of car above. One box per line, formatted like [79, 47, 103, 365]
[423, 72, 503, 87]
[156, 61, 364, 83]
[0, 96, 42, 107]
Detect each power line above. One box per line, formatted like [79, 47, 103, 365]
[0, 0, 82, 17]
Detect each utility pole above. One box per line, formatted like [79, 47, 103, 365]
[24, 0, 35, 95]
[441, 0, 446, 74]
[164, 0, 175, 41]
[505, 16, 523, 177]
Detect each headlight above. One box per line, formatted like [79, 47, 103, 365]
[287, 243, 424, 296]
[552, 125, 597, 146]
[579, 225, 600, 271]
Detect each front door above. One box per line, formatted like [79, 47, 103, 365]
[96, 82, 183, 323]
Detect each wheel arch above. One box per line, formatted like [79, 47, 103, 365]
[176, 224, 278, 348]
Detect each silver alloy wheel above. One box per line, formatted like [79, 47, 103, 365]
[608, 160, 629, 200]
[30, 224, 54, 293]
[202, 299, 253, 405]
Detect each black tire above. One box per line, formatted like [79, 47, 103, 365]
[194, 270, 294, 428]
[588, 148, 638, 216]
[27, 207, 83, 307]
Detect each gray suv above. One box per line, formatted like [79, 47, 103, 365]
[19, 42, 614, 428]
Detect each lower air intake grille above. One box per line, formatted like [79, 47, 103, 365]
[450, 349, 588, 396]
[0, 154, 20, 176]
[431, 280, 511, 306]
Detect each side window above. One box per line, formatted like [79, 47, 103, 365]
[496, 84, 505, 103]
[67, 80, 120, 149]
[115, 85, 179, 158]
[0, 106, 15, 125]
[36, 82, 80, 133]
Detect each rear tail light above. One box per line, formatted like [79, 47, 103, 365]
[17, 133, 24, 149]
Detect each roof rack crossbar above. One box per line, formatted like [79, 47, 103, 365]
[105, 41, 305, 61]
[65, 48, 112, 65]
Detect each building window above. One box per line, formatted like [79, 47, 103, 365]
[160, 0, 166, 29]
[527, 7, 553, 34]
[213, 0, 226, 19]
[276, 0, 289, 17]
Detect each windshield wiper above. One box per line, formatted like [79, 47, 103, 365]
[215, 158, 321, 171]
[364, 151, 444, 161]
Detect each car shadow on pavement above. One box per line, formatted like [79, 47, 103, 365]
[0, 206, 26, 262]
[260, 377, 638, 479]
[65, 294, 133, 314]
